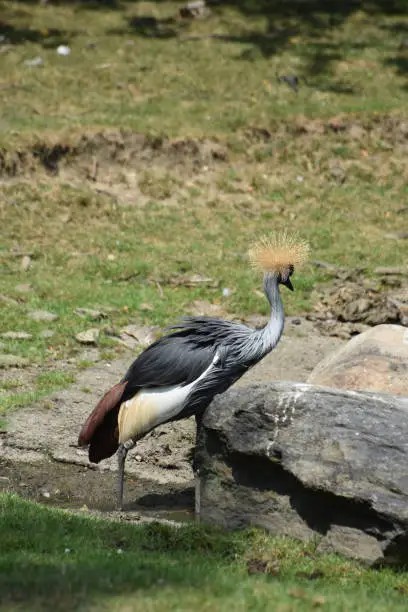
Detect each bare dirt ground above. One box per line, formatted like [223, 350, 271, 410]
[0, 317, 343, 519]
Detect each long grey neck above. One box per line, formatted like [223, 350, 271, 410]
[253, 273, 285, 356]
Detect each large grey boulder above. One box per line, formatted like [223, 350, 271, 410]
[307, 324, 408, 395]
[196, 382, 408, 565]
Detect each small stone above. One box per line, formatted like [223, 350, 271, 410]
[278, 75, 300, 92]
[180, 0, 211, 18]
[40, 330, 55, 339]
[2, 331, 32, 340]
[0, 294, 19, 306]
[24, 56, 43, 67]
[120, 324, 159, 347]
[74, 308, 106, 320]
[385, 231, 408, 240]
[330, 166, 346, 182]
[21, 255, 31, 271]
[56, 45, 71, 56]
[77, 348, 100, 363]
[75, 328, 100, 345]
[15, 283, 33, 293]
[0, 354, 29, 368]
[139, 303, 154, 312]
[312, 596, 327, 607]
[28, 310, 59, 322]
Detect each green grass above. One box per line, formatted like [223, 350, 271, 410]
[1, 493, 408, 612]
[0, 370, 75, 416]
[1, 2, 408, 138]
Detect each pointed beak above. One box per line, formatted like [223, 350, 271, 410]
[283, 277, 294, 292]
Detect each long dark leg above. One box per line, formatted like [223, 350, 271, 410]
[116, 440, 135, 511]
[194, 413, 204, 521]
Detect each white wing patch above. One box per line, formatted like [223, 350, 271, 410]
[118, 353, 219, 444]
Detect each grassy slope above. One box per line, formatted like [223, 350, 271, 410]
[2, 493, 408, 612]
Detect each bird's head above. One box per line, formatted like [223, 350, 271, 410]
[248, 232, 310, 292]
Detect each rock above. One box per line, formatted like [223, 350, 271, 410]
[196, 382, 408, 565]
[21, 255, 31, 271]
[170, 274, 218, 288]
[316, 525, 383, 564]
[307, 324, 408, 395]
[312, 320, 370, 340]
[40, 330, 55, 339]
[179, 0, 211, 19]
[28, 310, 58, 322]
[119, 324, 159, 348]
[23, 56, 43, 67]
[75, 328, 100, 345]
[15, 283, 33, 293]
[310, 276, 405, 328]
[384, 231, 408, 240]
[56, 45, 71, 56]
[0, 294, 19, 306]
[0, 354, 29, 368]
[2, 331, 32, 340]
[139, 303, 154, 312]
[74, 308, 107, 320]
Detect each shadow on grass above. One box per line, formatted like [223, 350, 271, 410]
[0, 493, 243, 611]
[2, 0, 408, 81]
[0, 22, 74, 47]
[103, 0, 408, 81]
[386, 55, 408, 77]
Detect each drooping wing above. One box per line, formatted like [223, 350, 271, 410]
[78, 381, 128, 462]
[121, 332, 217, 401]
[78, 325, 218, 463]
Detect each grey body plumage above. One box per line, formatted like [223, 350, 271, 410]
[121, 272, 285, 418]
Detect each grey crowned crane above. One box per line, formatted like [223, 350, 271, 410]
[78, 233, 310, 510]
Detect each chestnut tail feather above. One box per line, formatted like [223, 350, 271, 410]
[78, 381, 128, 463]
